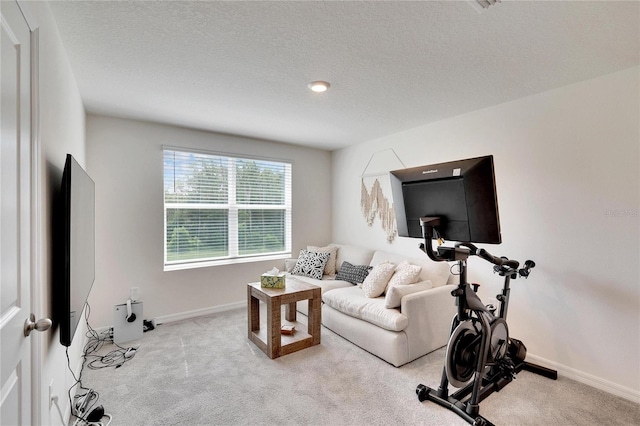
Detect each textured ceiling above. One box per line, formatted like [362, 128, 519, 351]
[49, 1, 639, 151]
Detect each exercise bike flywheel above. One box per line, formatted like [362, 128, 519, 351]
[445, 321, 481, 388]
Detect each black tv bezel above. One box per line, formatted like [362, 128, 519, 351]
[57, 154, 96, 347]
[390, 155, 502, 244]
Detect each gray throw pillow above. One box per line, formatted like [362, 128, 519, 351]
[335, 261, 372, 285]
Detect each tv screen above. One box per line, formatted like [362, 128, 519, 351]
[390, 155, 501, 244]
[58, 154, 95, 347]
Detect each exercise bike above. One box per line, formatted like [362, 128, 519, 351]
[415, 218, 557, 426]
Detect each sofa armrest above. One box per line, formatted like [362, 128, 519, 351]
[284, 258, 298, 273]
[401, 285, 457, 359]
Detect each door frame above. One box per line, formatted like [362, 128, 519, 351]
[16, 1, 42, 424]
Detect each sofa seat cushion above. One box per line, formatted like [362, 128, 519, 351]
[322, 286, 408, 332]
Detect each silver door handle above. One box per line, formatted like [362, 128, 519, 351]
[24, 314, 52, 336]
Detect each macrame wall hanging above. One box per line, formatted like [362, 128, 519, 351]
[361, 149, 406, 242]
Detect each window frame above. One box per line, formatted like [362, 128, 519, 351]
[163, 146, 292, 271]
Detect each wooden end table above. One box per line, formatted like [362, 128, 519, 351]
[247, 278, 321, 359]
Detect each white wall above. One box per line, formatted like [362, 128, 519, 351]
[85, 115, 332, 328]
[331, 67, 640, 400]
[27, 2, 88, 424]
[26, 3, 638, 419]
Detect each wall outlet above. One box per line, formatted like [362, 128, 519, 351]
[49, 379, 54, 408]
[130, 286, 140, 301]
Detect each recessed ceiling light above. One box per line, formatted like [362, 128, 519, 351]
[308, 81, 330, 93]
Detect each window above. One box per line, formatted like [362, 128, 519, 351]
[163, 148, 291, 270]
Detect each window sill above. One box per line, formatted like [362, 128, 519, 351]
[164, 252, 292, 272]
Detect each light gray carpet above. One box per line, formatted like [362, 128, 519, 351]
[80, 307, 639, 425]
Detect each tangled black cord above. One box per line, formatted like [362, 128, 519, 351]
[66, 346, 96, 423]
[66, 303, 101, 422]
[66, 302, 137, 425]
[83, 304, 137, 369]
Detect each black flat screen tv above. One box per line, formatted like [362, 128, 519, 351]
[57, 154, 95, 346]
[390, 155, 501, 244]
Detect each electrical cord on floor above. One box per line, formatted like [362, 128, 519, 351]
[65, 301, 126, 426]
[85, 341, 138, 370]
[66, 345, 95, 425]
[83, 303, 138, 369]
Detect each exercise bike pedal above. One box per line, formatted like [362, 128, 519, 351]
[416, 384, 429, 402]
[472, 415, 495, 426]
[499, 357, 517, 381]
[485, 303, 497, 315]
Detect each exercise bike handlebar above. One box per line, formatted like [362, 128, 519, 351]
[518, 260, 536, 278]
[477, 248, 520, 269]
[457, 242, 520, 269]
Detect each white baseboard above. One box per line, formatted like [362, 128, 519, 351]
[526, 353, 640, 404]
[92, 301, 246, 331]
[154, 301, 245, 325]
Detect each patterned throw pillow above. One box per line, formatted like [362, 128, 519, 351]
[307, 245, 338, 276]
[362, 262, 397, 298]
[386, 260, 422, 292]
[291, 249, 330, 280]
[335, 261, 372, 285]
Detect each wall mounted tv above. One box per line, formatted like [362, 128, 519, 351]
[390, 155, 501, 244]
[57, 154, 95, 347]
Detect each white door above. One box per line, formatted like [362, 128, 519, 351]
[1, 1, 34, 425]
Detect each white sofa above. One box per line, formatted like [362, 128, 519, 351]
[284, 243, 457, 367]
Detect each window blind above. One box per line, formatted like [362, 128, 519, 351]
[163, 149, 291, 268]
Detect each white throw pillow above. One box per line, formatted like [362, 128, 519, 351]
[384, 281, 433, 309]
[386, 260, 422, 292]
[307, 245, 338, 276]
[362, 262, 396, 298]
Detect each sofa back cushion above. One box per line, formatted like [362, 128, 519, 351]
[329, 243, 375, 273]
[369, 250, 452, 287]
[307, 245, 338, 276]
